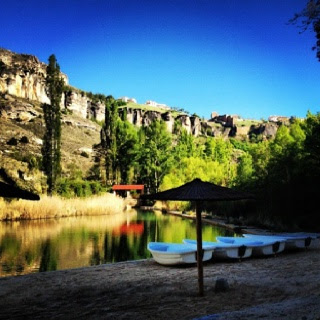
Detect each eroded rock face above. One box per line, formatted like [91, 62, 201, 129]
[0, 95, 39, 122]
[64, 90, 87, 119]
[200, 122, 214, 137]
[118, 107, 203, 135]
[161, 112, 174, 133]
[190, 116, 201, 136]
[0, 48, 68, 104]
[176, 115, 192, 134]
[0, 49, 108, 122]
[142, 111, 162, 126]
[249, 122, 278, 139]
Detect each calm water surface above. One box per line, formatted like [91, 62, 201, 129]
[0, 210, 234, 277]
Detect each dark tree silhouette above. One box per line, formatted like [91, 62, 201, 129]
[42, 55, 64, 195]
[290, 0, 320, 61]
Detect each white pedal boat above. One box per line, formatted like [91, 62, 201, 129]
[243, 233, 320, 250]
[217, 236, 286, 256]
[147, 242, 212, 266]
[183, 239, 255, 260]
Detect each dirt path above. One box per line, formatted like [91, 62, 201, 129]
[0, 247, 319, 319]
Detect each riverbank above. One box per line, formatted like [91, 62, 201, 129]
[144, 207, 273, 234]
[0, 246, 319, 319]
[0, 193, 125, 220]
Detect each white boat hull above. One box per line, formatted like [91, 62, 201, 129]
[217, 236, 286, 256]
[214, 246, 252, 259]
[252, 241, 286, 256]
[183, 239, 252, 260]
[147, 242, 212, 266]
[243, 233, 319, 250]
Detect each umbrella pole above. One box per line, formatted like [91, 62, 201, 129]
[195, 201, 204, 296]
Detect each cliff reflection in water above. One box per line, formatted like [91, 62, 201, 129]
[0, 210, 233, 277]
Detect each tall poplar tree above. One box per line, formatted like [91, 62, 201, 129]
[103, 99, 119, 184]
[42, 55, 64, 195]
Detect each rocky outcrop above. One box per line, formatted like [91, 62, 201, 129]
[0, 94, 39, 122]
[176, 115, 192, 134]
[190, 116, 201, 136]
[249, 122, 278, 139]
[142, 110, 162, 126]
[0, 156, 42, 194]
[162, 112, 173, 133]
[63, 90, 87, 118]
[63, 90, 105, 122]
[120, 107, 211, 137]
[0, 49, 105, 122]
[88, 101, 105, 122]
[0, 48, 68, 104]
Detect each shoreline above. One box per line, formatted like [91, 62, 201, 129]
[0, 246, 319, 319]
[144, 207, 273, 234]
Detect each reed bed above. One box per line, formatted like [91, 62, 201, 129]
[0, 193, 126, 221]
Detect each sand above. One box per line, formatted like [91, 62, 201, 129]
[0, 245, 319, 320]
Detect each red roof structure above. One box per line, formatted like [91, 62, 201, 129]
[112, 185, 144, 191]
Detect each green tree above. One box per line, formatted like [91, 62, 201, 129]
[302, 111, 320, 177]
[236, 153, 254, 186]
[41, 55, 64, 195]
[247, 141, 271, 182]
[204, 137, 233, 164]
[103, 100, 119, 184]
[115, 120, 138, 184]
[173, 129, 197, 162]
[137, 120, 172, 192]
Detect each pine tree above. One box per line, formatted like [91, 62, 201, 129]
[42, 55, 64, 195]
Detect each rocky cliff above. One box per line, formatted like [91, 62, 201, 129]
[0, 49, 227, 137]
[0, 48, 66, 104]
[0, 49, 105, 122]
[0, 48, 279, 141]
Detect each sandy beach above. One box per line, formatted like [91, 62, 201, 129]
[0, 245, 319, 320]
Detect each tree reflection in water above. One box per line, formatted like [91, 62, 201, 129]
[39, 240, 58, 272]
[0, 210, 233, 277]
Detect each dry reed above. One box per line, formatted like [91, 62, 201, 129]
[0, 193, 126, 221]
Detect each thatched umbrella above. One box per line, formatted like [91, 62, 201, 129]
[142, 178, 253, 296]
[0, 181, 40, 200]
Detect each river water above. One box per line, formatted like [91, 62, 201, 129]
[0, 210, 234, 277]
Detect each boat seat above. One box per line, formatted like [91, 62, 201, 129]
[151, 244, 168, 251]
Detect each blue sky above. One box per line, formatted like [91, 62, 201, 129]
[1, 0, 319, 119]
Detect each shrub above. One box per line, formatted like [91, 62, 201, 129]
[25, 155, 41, 170]
[56, 179, 103, 198]
[90, 181, 103, 194]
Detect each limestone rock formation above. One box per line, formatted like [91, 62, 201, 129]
[0, 94, 39, 122]
[176, 115, 192, 134]
[0, 48, 278, 140]
[0, 48, 68, 104]
[64, 90, 87, 119]
[249, 122, 278, 139]
[0, 48, 105, 122]
[190, 116, 201, 136]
